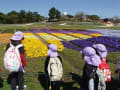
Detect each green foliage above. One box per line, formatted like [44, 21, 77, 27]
[103, 18, 110, 22]
[88, 15, 100, 21]
[0, 10, 45, 24]
[0, 12, 5, 24]
[48, 7, 61, 21]
[74, 12, 85, 21]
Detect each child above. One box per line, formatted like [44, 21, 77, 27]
[82, 47, 101, 90]
[93, 43, 110, 90]
[45, 44, 63, 90]
[5, 31, 26, 90]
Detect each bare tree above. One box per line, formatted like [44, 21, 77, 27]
[112, 16, 120, 23]
[74, 12, 86, 21]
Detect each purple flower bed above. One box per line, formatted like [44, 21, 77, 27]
[99, 36, 120, 42]
[61, 41, 81, 51]
[68, 39, 119, 52]
[32, 29, 101, 35]
[66, 29, 101, 35]
[26, 29, 120, 52]
[70, 40, 93, 48]
[87, 37, 120, 49]
[31, 29, 44, 33]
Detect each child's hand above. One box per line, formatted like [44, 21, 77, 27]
[23, 69, 26, 73]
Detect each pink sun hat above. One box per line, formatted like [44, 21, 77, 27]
[47, 44, 58, 57]
[11, 31, 24, 40]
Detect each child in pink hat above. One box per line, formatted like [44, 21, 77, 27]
[5, 31, 26, 90]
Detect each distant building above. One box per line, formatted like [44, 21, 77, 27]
[99, 20, 114, 26]
[105, 21, 114, 26]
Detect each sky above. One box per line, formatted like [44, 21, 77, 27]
[0, 0, 120, 18]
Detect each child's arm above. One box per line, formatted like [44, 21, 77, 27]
[19, 46, 26, 68]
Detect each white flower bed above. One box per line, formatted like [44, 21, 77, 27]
[52, 33, 79, 41]
[89, 29, 120, 37]
[37, 33, 61, 40]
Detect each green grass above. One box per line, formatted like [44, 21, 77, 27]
[0, 22, 120, 33]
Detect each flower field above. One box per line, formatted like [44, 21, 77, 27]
[0, 33, 13, 44]
[1, 29, 120, 58]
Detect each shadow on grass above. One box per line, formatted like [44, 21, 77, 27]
[38, 72, 84, 90]
[38, 72, 120, 90]
[106, 77, 120, 90]
[0, 77, 3, 88]
[7, 74, 12, 84]
[38, 72, 48, 90]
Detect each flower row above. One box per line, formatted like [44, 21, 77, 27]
[22, 33, 48, 57]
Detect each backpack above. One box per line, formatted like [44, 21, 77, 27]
[47, 57, 63, 81]
[99, 60, 111, 82]
[4, 43, 23, 72]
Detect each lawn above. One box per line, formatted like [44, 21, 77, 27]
[0, 22, 120, 33]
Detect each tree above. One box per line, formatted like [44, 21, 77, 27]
[88, 15, 100, 21]
[61, 14, 73, 21]
[0, 10, 45, 24]
[103, 18, 110, 22]
[66, 14, 73, 18]
[32, 12, 44, 22]
[75, 12, 86, 21]
[18, 10, 26, 23]
[26, 11, 33, 22]
[7, 11, 18, 24]
[112, 16, 120, 23]
[0, 12, 5, 24]
[48, 7, 61, 21]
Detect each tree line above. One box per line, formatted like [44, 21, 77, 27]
[0, 10, 45, 24]
[48, 7, 100, 22]
[48, 7, 120, 24]
[0, 7, 120, 24]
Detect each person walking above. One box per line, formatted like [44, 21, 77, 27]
[45, 44, 63, 90]
[4, 31, 26, 90]
[82, 47, 101, 90]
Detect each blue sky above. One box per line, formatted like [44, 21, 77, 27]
[0, 0, 119, 18]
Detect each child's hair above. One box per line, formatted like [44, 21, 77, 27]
[10, 40, 21, 46]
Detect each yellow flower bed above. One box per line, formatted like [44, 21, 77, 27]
[37, 33, 64, 51]
[89, 33, 102, 37]
[2, 33, 64, 58]
[69, 33, 92, 39]
[37, 33, 61, 40]
[23, 38, 48, 58]
[0, 33, 13, 44]
[37, 33, 48, 35]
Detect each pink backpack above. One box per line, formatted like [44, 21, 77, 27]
[99, 60, 111, 82]
[4, 43, 23, 72]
